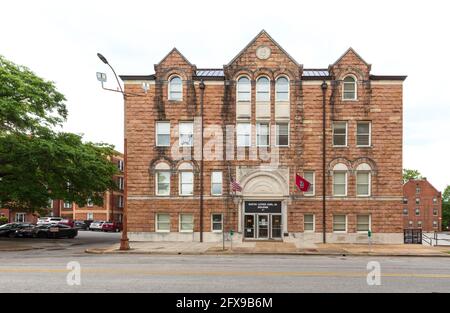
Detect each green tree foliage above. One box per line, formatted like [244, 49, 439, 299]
[442, 185, 450, 230]
[403, 168, 423, 183]
[0, 55, 117, 212]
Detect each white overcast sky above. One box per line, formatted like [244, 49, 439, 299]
[1, 0, 449, 191]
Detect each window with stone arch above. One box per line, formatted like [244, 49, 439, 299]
[342, 75, 357, 100]
[356, 163, 372, 197]
[256, 76, 270, 102]
[168, 75, 182, 101]
[237, 76, 251, 102]
[275, 76, 289, 102]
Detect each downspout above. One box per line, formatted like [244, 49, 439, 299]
[199, 80, 205, 242]
[321, 81, 328, 244]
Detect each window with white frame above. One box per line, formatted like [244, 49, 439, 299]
[256, 77, 270, 102]
[408, 221, 413, 227]
[416, 198, 420, 205]
[357, 215, 371, 232]
[356, 163, 371, 197]
[179, 122, 193, 147]
[156, 121, 170, 147]
[333, 215, 347, 232]
[303, 171, 315, 196]
[433, 197, 437, 204]
[332, 121, 347, 146]
[417, 221, 422, 228]
[211, 214, 223, 232]
[118, 160, 124, 172]
[63, 201, 72, 209]
[15, 213, 26, 223]
[87, 212, 94, 220]
[237, 76, 251, 102]
[403, 208, 408, 215]
[237, 123, 251, 147]
[304, 214, 315, 232]
[433, 221, 438, 228]
[256, 122, 270, 147]
[156, 171, 171, 196]
[179, 171, 194, 196]
[156, 213, 170, 232]
[356, 121, 371, 147]
[343, 75, 357, 100]
[118, 195, 124, 208]
[415, 208, 420, 216]
[275, 76, 289, 101]
[433, 208, 438, 216]
[211, 171, 222, 196]
[416, 187, 421, 194]
[276, 122, 289, 146]
[118, 177, 124, 190]
[179, 214, 194, 232]
[168, 76, 182, 101]
[332, 164, 348, 196]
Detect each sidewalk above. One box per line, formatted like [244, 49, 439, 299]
[86, 241, 450, 257]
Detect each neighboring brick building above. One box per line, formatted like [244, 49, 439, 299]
[120, 30, 406, 244]
[403, 179, 442, 232]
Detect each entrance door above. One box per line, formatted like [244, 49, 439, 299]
[244, 215, 255, 238]
[271, 215, 282, 239]
[257, 214, 269, 239]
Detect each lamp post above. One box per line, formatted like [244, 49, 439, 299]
[321, 80, 328, 244]
[199, 80, 205, 242]
[97, 53, 129, 251]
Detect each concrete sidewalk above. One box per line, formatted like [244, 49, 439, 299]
[86, 241, 450, 257]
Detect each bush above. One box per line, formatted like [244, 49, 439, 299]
[0, 216, 8, 225]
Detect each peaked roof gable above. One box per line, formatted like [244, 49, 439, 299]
[156, 47, 193, 67]
[226, 30, 300, 67]
[332, 47, 370, 68]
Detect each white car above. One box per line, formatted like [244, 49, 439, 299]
[89, 221, 105, 231]
[37, 217, 64, 225]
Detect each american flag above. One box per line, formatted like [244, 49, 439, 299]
[230, 179, 242, 192]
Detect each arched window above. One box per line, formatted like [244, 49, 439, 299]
[168, 76, 182, 101]
[178, 162, 194, 196]
[256, 76, 270, 102]
[356, 163, 371, 197]
[237, 76, 251, 102]
[275, 76, 289, 101]
[155, 162, 171, 196]
[332, 163, 348, 196]
[342, 75, 357, 100]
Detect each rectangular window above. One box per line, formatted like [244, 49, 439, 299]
[416, 198, 420, 205]
[433, 208, 438, 216]
[433, 221, 438, 228]
[87, 212, 94, 220]
[63, 201, 72, 209]
[15, 213, 26, 223]
[118, 177, 124, 190]
[433, 197, 437, 204]
[276, 123, 289, 146]
[333, 172, 347, 196]
[156, 122, 171, 147]
[179, 214, 194, 232]
[332, 121, 347, 147]
[156, 213, 170, 232]
[333, 215, 347, 232]
[118, 160, 124, 172]
[356, 122, 371, 147]
[179, 122, 193, 147]
[357, 215, 371, 232]
[304, 214, 315, 232]
[403, 198, 408, 204]
[237, 123, 251, 147]
[212, 214, 223, 232]
[256, 122, 270, 147]
[156, 171, 170, 196]
[416, 187, 421, 194]
[211, 171, 223, 196]
[303, 171, 315, 196]
[415, 208, 420, 216]
[117, 196, 124, 208]
[403, 208, 408, 216]
[180, 172, 194, 196]
[417, 221, 422, 228]
[356, 172, 370, 196]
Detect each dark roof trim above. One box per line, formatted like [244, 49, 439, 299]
[119, 75, 155, 81]
[370, 75, 407, 81]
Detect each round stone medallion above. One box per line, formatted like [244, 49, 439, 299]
[256, 45, 271, 60]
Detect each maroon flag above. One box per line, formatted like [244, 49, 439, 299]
[231, 179, 242, 192]
[296, 174, 311, 192]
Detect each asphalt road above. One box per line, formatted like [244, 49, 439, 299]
[1, 232, 450, 293]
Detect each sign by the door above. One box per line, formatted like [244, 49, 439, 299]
[245, 201, 282, 213]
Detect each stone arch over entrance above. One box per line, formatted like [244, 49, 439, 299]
[240, 170, 289, 198]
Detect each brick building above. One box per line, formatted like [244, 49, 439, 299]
[403, 179, 442, 232]
[121, 30, 406, 244]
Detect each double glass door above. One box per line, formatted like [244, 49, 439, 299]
[244, 214, 282, 240]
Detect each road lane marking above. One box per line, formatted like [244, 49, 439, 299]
[1, 268, 450, 279]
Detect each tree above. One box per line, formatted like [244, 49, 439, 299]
[0, 55, 117, 212]
[403, 168, 423, 183]
[442, 185, 450, 230]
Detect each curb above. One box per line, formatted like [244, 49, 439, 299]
[85, 249, 450, 258]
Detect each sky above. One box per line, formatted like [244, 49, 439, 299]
[1, 0, 449, 191]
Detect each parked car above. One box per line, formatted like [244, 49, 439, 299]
[59, 218, 74, 228]
[32, 224, 78, 239]
[14, 225, 38, 238]
[0, 223, 34, 238]
[102, 221, 122, 232]
[89, 221, 105, 231]
[74, 220, 88, 230]
[37, 217, 64, 225]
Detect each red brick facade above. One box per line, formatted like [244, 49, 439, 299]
[403, 179, 442, 232]
[121, 30, 406, 243]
